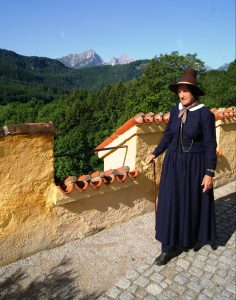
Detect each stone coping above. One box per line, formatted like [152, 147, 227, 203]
[0, 121, 55, 137]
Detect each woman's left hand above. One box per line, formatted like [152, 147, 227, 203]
[201, 175, 213, 193]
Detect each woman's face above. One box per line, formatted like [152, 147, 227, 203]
[177, 84, 195, 107]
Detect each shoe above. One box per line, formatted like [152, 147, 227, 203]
[154, 252, 175, 266]
[154, 249, 182, 266]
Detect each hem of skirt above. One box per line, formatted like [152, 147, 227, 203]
[155, 234, 216, 250]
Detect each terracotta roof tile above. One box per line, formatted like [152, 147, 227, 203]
[163, 112, 170, 123]
[57, 176, 77, 194]
[95, 107, 235, 151]
[154, 113, 164, 124]
[95, 113, 145, 150]
[144, 112, 155, 124]
[75, 175, 89, 191]
[56, 166, 138, 195]
[100, 169, 116, 184]
[90, 171, 103, 188]
[211, 106, 236, 120]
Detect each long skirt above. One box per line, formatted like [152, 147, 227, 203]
[155, 149, 216, 249]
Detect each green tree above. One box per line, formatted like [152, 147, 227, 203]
[199, 60, 236, 107]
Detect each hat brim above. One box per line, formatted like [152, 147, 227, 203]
[169, 82, 205, 96]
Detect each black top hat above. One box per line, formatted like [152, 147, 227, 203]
[169, 68, 205, 96]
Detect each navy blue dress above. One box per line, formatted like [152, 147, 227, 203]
[152, 103, 217, 250]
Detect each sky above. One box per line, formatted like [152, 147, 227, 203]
[0, 0, 235, 69]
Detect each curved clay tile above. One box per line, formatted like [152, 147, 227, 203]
[230, 106, 236, 116]
[212, 110, 224, 121]
[229, 109, 234, 117]
[109, 132, 119, 141]
[210, 108, 217, 113]
[94, 136, 114, 151]
[89, 171, 103, 188]
[75, 175, 90, 191]
[57, 167, 139, 195]
[154, 113, 164, 124]
[128, 169, 139, 178]
[224, 109, 230, 118]
[57, 176, 77, 194]
[90, 171, 100, 177]
[134, 112, 145, 124]
[116, 173, 127, 182]
[115, 166, 130, 182]
[144, 112, 155, 124]
[212, 107, 236, 120]
[115, 113, 145, 136]
[163, 112, 170, 123]
[100, 169, 116, 184]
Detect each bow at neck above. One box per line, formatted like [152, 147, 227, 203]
[178, 101, 200, 124]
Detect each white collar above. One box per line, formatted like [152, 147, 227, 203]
[178, 102, 205, 111]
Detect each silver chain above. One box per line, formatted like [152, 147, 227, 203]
[180, 123, 193, 152]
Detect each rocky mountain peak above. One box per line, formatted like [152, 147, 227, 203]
[57, 49, 104, 68]
[108, 57, 119, 66]
[107, 54, 135, 66]
[118, 54, 135, 64]
[78, 49, 99, 60]
[57, 50, 135, 69]
[217, 62, 230, 71]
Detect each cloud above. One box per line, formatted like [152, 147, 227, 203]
[60, 32, 65, 39]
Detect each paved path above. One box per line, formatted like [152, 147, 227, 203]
[0, 182, 235, 300]
[99, 182, 236, 300]
[100, 187, 236, 300]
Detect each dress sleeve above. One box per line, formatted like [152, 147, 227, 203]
[152, 109, 174, 157]
[201, 109, 217, 177]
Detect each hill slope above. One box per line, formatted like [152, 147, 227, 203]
[0, 49, 146, 104]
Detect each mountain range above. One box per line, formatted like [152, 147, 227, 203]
[57, 49, 135, 69]
[204, 63, 230, 71]
[0, 48, 233, 104]
[0, 48, 146, 103]
[57, 49, 230, 71]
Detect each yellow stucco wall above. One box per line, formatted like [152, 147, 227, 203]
[0, 134, 58, 265]
[0, 131, 153, 266]
[214, 119, 236, 187]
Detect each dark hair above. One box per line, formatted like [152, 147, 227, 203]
[187, 85, 201, 99]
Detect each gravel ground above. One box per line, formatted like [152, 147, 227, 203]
[0, 181, 235, 300]
[0, 210, 158, 299]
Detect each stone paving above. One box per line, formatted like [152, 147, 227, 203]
[99, 183, 236, 300]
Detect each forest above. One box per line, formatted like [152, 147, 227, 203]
[0, 50, 235, 180]
[0, 48, 146, 103]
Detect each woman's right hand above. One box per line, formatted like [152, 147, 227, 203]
[145, 154, 156, 164]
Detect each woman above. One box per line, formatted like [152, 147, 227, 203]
[145, 68, 217, 265]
